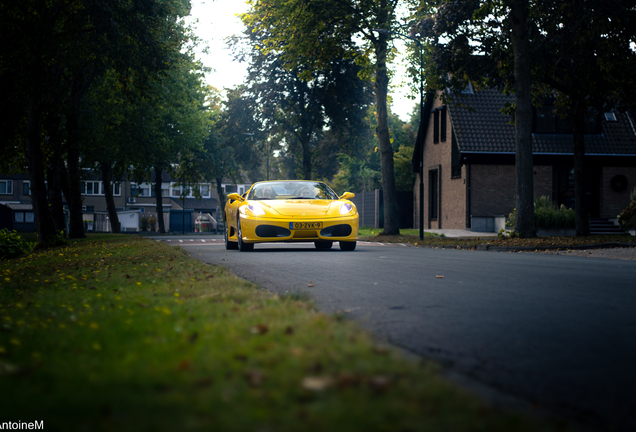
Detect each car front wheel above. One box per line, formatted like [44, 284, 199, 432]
[315, 241, 333, 250]
[339, 241, 356, 251]
[225, 217, 238, 250]
[237, 217, 254, 252]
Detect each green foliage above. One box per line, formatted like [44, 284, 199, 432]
[618, 200, 636, 230]
[0, 229, 36, 260]
[534, 196, 575, 229]
[508, 197, 576, 229]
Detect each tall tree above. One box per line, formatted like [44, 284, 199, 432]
[242, 0, 408, 234]
[418, 0, 636, 236]
[0, 0, 188, 243]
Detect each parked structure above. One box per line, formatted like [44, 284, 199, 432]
[411, 88, 636, 232]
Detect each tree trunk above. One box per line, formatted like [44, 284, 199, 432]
[154, 166, 166, 234]
[216, 177, 226, 221]
[25, 98, 57, 245]
[572, 102, 590, 236]
[47, 161, 67, 234]
[301, 133, 312, 180]
[46, 117, 67, 234]
[374, 34, 400, 235]
[510, 0, 535, 237]
[65, 142, 86, 239]
[101, 163, 120, 233]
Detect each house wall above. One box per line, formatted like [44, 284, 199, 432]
[600, 166, 636, 219]
[470, 165, 552, 218]
[414, 98, 467, 229]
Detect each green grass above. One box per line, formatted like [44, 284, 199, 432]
[0, 235, 563, 431]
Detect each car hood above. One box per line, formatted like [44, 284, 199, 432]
[258, 199, 336, 217]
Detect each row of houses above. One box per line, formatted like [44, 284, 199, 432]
[0, 173, 251, 233]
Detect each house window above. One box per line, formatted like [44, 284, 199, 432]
[112, 182, 121, 196]
[161, 183, 170, 197]
[170, 183, 183, 197]
[239, 186, 245, 195]
[433, 110, 440, 144]
[225, 185, 237, 193]
[25, 212, 34, 223]
[0, 180, 13, 195]
[14, 212, 24, 223]
[451, 132, 461, 179]
[429, 170, 438, 220]
[440, 106, 447, 142]
[23, 181, 31, 196]
[131, 183, 151, 197]
[83, 181, 103, 195]
[199, 184, 211, 198]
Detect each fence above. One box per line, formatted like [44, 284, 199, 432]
[350, 190, 413, 229]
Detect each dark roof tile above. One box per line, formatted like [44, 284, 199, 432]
[447, 89, 636, 155]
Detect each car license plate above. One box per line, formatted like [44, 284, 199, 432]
[290, 222, 322, 229]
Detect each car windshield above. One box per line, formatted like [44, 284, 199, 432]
[248, 181, 339, 200]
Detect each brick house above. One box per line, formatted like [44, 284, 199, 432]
[411, 87, 636, 231]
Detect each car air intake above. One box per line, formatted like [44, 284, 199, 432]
[320, 224, 352, 237]
[255, 225, 291, 238]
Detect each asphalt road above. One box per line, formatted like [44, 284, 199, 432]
[154, 236, 636, 431]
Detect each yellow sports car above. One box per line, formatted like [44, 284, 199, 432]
[224, 180, 359, 251]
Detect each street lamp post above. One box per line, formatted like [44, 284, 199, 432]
[373, 29, 425, 241]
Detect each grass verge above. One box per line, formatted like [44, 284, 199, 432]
[0, 235, 562, 431]
[359, 232, 635, 249]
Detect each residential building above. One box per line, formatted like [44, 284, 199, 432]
[411, 88, 636, 231]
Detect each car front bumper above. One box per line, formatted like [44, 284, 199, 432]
[238, 214, 359, 243]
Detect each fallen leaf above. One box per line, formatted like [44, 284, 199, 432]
[193, 377, 213, 388]
[302, 376, 334, 391]
[177, 359, 190, 371]
[368, 375, 391, 393]
[245, 370, 264, 387]
[307, 283, 315, 287]
[250, 324, 268, 335]
[233, 354, 248, 362]
[189, 331, 199, 344]
[372, 346, 389, 355]
[436, 275, 444, 278]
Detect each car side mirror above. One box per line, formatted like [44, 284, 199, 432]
[340, 192, 355, 200]
[227, 193, 243, 202]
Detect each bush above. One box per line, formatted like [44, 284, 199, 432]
[618, 199, 636, 230]
[0, 229, 36, 260]
[534, 196, 575, 228]
[507, 196, 575, 229]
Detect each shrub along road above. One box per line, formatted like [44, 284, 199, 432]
[175, 237, 636, 431]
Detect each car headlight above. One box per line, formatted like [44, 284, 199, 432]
[247, 204, 266, 216]
[340, 203, 354, 215]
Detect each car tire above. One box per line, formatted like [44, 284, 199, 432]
[314, 241, 333, 250]
[225, 217, 238, 250]
[339, 241, 356, 251]
[237, 217, 254, 252]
